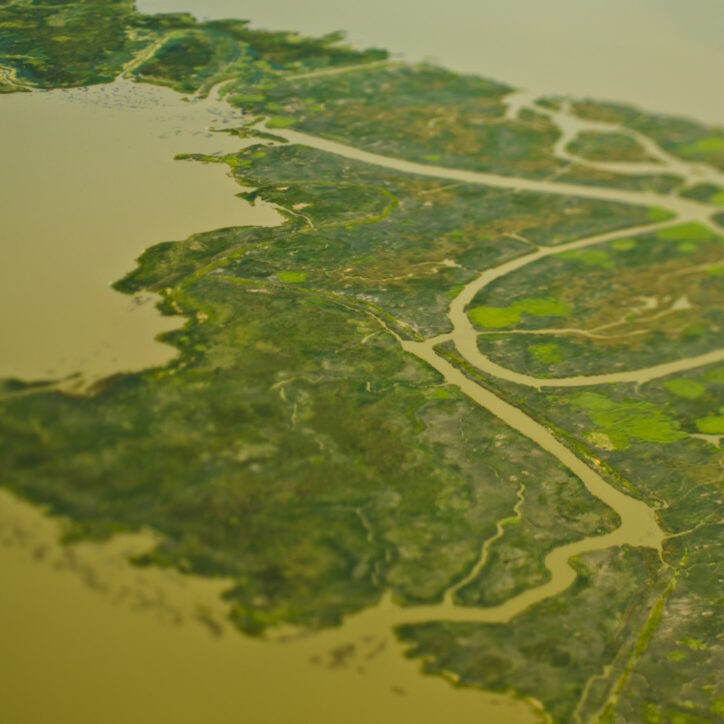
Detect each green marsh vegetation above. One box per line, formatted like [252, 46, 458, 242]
[471, 364, 724, 722]
[173, 141, 656, 337]
[680, 183, 724, 206]
[469, 223, 724, 377]
[0, 221, 617, 633]
[566, 130, 655, 163]
[0, 0, 385, 91]
[1, 139, 633, 633]
[399, 546, 664, 722]
[572, 99, 724, 172]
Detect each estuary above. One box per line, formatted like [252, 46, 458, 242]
[1, 2, 722, 721]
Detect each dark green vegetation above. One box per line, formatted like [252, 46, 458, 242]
[225, 63, 561, 178]
[1, 142, 628, 632]
[463, 362, 724, 722]
[469, 223, 724, 377]
[463, 266, 724, 715]
[556, 161, 684, 195]
[0, 203, 618, 633]
[680, 183, 724, 206]
[399, 546, 665, 721]
[224, 67, 689, 194]
[4, 277, 605, 630]
[172, 142, 656, 337]
[1, 2, 722, 722]
[451, 470, 618, 608]
[567, 130, 654, 163]
[0, 0, 385, 91]
[0, 0, 147, 87]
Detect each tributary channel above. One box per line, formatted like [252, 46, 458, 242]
[2, 57, 722, 724]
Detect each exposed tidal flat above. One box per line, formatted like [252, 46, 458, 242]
[0, 79, 279, 385]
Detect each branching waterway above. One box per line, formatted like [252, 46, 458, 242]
[259, 123, 721, 230]
[253, 93, 724, 623]
[441, 220, 724, 389]
[1, 488, 536, 724]
[2, 72, 723, 724]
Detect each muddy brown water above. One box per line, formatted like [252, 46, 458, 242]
[0, 81, 538, 722]
[0, 490, 539, 724]
[0, 79, 279, 385]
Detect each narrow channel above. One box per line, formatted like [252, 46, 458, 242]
[3, 63, 720, 724]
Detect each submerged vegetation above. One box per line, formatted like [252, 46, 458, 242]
[0, 1, 722, 722]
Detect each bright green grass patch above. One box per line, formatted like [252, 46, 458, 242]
[558, 248, 612, 268]
[469, 297, 570, 329]
[677, 242, 697, 254]
[712, 191, 724, 205]
[234, 93, 266, 103]
[266, 116, 296, 129]
[423, 153, 441, 162]
[517, 298, 571, 316]
[500, 516, 521, 526]
[648, 206, 675, 222]
[565, 392, 686, 449]
[679, 638, 707, 650]
[681, 136, 724, 155]
[469, 306, 521, 328]
[663, 379, 706, 400]
[445, 283, 464, 299]
[529, 343, 562, 364]
[277, 271, 307, 283]
[683, 324, 707, 338]
[611, 238, 636, 251]
[706, 264, 724, 276]
[695, 416, 724, 434]
[657, 223, 715, 242]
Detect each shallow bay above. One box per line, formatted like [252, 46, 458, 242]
[0, 80, 279, 384]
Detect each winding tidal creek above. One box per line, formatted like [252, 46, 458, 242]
[1, 43, 722, 724]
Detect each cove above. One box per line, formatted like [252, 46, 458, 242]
[0, 79, 280, 385]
